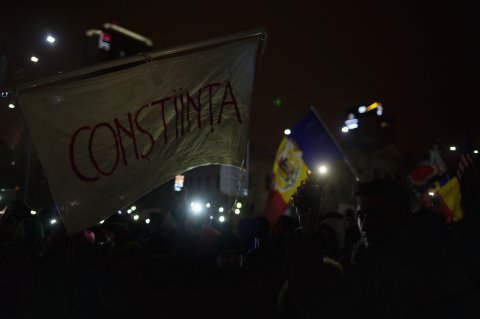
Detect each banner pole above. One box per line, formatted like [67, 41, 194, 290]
[309, 105, 360, 182]
[16, 28, 267, 92]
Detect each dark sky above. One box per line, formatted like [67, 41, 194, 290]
[1, 0, 478, 158]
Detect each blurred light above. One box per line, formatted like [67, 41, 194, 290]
[30, 210, 37, 215]
[191, 201, 203, 214]
[31, 56, 39, 63]
[366, 102, 380, 112]
[209, 215, 213, 220]
[206, 203, 211, 208]
[345, 118, 359, 130]
[131, 206, 137, 211]
[474, 150, 478, 154]
[219, 215, 225, 223]
[341, 126, 349, 133]
[234, 209, 240, 215]
[127, 209, 132, 214]
[8, 103, 15, 109]
[145, 218, 150, 224]
[358, 106, 366, 113]
[376, 104, 383, 116]
[450, 146, 456, 151]
[46, 35, 55, 43]
[50, 219, 57, 225]
[428, 192, 435, 197]
[11, 161, 15, 166]
[219, 207, 224, 213]
[236, 202, 242, 209]
[117, 210, 122, 214]
[273, 97, 283, 107]
[284, 129, 291, 136]
[133, 214, 139, 221]
[99, 220, 104, 224]
[318, 165, 328, 175]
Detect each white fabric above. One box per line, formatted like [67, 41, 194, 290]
[19, 38, 260, 234]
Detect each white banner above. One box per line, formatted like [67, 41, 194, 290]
[19, 38, 260, 234]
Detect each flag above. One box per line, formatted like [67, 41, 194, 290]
[456, 134, 475, 181]
[436, 177, 464, 223]
[407, 143, 448, 197]
[264, 107, 348, 227]
[18, 35, 264, 234]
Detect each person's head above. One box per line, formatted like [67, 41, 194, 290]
[215, 232, 243, 269]
[354, 179, 411, 248]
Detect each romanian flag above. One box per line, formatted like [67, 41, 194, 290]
[435, 177, 464, 223]
[265, 107, 345, 227]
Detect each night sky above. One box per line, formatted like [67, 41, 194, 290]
[1, 0, 478, 158]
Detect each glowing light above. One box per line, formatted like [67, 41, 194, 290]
[131, 206, 137, 211]
[284, 129, 291, 136]
[376, 104, 383, 116]
[358, 106, 366, 113]
[191, 202, 203, 214]
[145, 218, 150, 224]
[209, 215, 213, 220]
[133, 214, 139, 221]
[219, 207, 224, 213]
[235, 209, 240, 215]
[117, 210, 122, 214]
[127, 209, 132, 214]
[273, 97, 283, 107]
[318, 165, 328, 175]
[46, 35, 55, 43]
[206, 203, 211, 208]
[50, 219, 57, 225]
[366, 102, 380, 112]
[219, 215, 225, 223]
[474, 150, 478, 154]
[236, 202, 242, 209]
[341, 126, 349, 133]
[345, 118, 358, 130]
[31, 56, 39, 63]
[450, 146, 456, 151]
[428, 192, 435, 197]
[99, 220, 104, 224]
[8, 103, 15, 109]
[11, 161, 15, 166]
[30, 210, 37, 215]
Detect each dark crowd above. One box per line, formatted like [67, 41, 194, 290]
[1, 170, 480, 319]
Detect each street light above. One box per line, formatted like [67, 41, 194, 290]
[449, 146, 456, 151]
[46, 35, 55, 43]
[219, 215, 225, 223]
[318, 165, 328, 175]
[284, 129, 291, 136]
[219, 207, 224, 213]
[234, 209, 240, 215]
[31, 56, 39, 63]
[8, 103, 15, 109]
[236, 202, 242, 209]
[341, 126, 349, 133]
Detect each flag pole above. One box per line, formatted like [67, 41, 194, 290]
[309, 105, 360, 182]
[16, 28, 267, 92]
